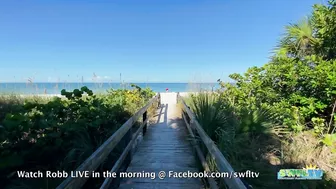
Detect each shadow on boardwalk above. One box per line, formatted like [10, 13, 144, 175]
[118, 103, 204, 189]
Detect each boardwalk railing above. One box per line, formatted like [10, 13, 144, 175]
[56, 93, 161, 189]
[177, 93, 247, 189]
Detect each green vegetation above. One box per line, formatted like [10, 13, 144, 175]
[187, 1, 336, 189]
[0, 85, 155, 189]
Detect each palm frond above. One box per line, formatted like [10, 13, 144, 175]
[188, 92, 226, 141]
[274, 17, 317, 58]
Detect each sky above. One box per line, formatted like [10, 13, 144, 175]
[0, 0, 324, 83]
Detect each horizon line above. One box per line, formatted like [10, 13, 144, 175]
[0, 81, 219, 84]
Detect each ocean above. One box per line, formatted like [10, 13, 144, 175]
[0, 82, 219, 94]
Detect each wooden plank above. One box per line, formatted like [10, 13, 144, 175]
[135, 144, 193, 149]
[137, 144, 192, 149]
[119, 96, 203, 189]
[178, 95, 247, 189]
[131, 156, 196, 163]
[130, 158, 197, 166]
[182, 111, 218, 189]
[135, 150, 192, 154]
[130, 153, 195, 159]
[119, 177, 202, 184]
[126, 162, 198, 169]
[56, 95, 159, 189]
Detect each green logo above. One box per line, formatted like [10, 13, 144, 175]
[277, 165, 323, 180]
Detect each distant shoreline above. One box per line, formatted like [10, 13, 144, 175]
[0, 83, 219, 94]
[0, 92, 192, 97]
[0, 82, 218, 85]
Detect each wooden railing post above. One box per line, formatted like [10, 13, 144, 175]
[187, 106, 191, 125]
[177, 92, 179, 104]
[178, 96, 247, 189]
[143, 111, 147, 135]
[190, 116, 197, 140]
[125, 129, 132, 165]
[57, 95, 159, 189]
[157, 93, 161, 108]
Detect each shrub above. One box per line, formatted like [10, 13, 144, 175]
[0, 86, 155, 188]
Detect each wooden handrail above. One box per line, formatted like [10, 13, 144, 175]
[100, 117, 149, 189]
[177, 93, 247, 189]
[57, 94, 160, 189]
[181, 106, 219, 189]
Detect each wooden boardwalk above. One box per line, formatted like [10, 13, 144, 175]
[119, 93, 204, 189]
[57, 92, 246, 189]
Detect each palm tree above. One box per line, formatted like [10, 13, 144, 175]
[275, 17, 318, 58]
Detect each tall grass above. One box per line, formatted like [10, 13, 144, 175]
[188, 93, 226, 140]
[185, 92, 336, 188]
[0, 95, 52, 122]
